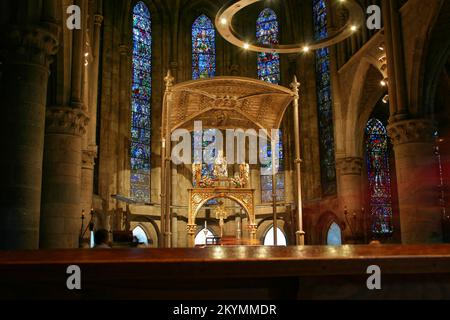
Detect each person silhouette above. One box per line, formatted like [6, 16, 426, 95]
[94, 229, 111, 249]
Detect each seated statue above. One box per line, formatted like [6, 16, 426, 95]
[214, 150, 228, 178]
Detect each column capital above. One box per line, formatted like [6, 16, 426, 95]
[118, 44, 130, 56]
[82, 146, 98, 170]
[248, 224, 258, 234]
[46, 107, 90, 136]
[0, 25, 59, 67]
[336, 157, 363, 176]
[388, 119, 436, 146]
[94, 14, 104, 27]
[186, 224, 198, 235]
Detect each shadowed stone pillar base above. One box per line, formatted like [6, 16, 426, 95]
[0, 26, 58, 250]
[337, 157, 363, 240]
[40, 107, 89, 249]
[388, 119, 443, 244]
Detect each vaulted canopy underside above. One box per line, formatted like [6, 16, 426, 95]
[167, 77, 295, 132]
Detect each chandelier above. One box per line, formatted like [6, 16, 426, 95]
[215, 0, 365, 54]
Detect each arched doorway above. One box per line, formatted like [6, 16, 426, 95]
[187, 187, 257, 247]
[132, 226, 149, 245]
[327, 222, 342, 246]
[195, 228, 216, 246]
[192, 196, 250, 246]
[263, 226, 288, 246]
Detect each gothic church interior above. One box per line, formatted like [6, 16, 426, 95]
[1, 0, 450, 300]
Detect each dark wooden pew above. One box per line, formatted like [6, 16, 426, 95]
[1, 245, 450, 300]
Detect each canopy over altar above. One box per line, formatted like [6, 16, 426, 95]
[161, 74, 305, 247]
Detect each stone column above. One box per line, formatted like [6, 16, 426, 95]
[172, 215, 178, 248]
[337, 157, 364, 240]
[117, 44, 131, 202]
[337, 157, 363, 213]
[80, 13, 103, 214]
[40, 108, 89, 248]
[388, 119, 443, 244]
[0, 26, 58, 250]
[80, 147, 97, 213]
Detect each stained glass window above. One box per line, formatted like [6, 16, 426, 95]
[314, 0, 337, 196]
[365, 118, 394, 235]
[193, 130, 219, 205]
[192, 15, 216, 80]
[261, 134, 285, 203]
[256, 8, 280, 84]
[327, 222, 342, 245]
[131, 2, 152, 203]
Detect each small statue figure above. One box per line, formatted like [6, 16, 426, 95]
[192, 163, 202, 187]
[233, 172, 243, 188]
[239, 162, 250, 188]
[214, 150, 228, 178]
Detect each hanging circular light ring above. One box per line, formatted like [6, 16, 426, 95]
[215, 0, 365, 54]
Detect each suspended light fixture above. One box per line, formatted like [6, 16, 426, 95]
[215, 0, 365, 54]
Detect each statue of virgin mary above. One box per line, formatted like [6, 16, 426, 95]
[214, 150, 228, 178]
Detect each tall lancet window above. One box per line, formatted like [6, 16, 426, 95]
[260, 136, 285, 203]
[192, 15, 216, 80]
[365, 119, 394, 235]
[314, 0, 336, 195]
[256, 8, 280, 84]
[131, 2, 152, 203]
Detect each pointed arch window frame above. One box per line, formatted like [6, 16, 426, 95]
[365, 118, 395, 235]
[256, 8, 281, 84]
[313, 0, 337, 196]
[130, 1, 152, 203]
[326, 222, 342, 246]
[192, 14, 217, 80]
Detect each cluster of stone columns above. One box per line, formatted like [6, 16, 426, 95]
[0, 25, 59, 250]
[40, 108, 89, 248]
[334, 0, 444, 245]
[0, 1, 103, 250]
[388, 120, 442, 243]
[382, 0, 443, 244]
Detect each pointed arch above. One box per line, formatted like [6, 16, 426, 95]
[192, 14, 216, 80]
[256, 8, 280, 84]
[195, 228, 216, 246]
[327, 222, 342, 246]
[132, 225, 149, 245]
[263, 225, 288, 246]
[131, 1, 152, 203]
